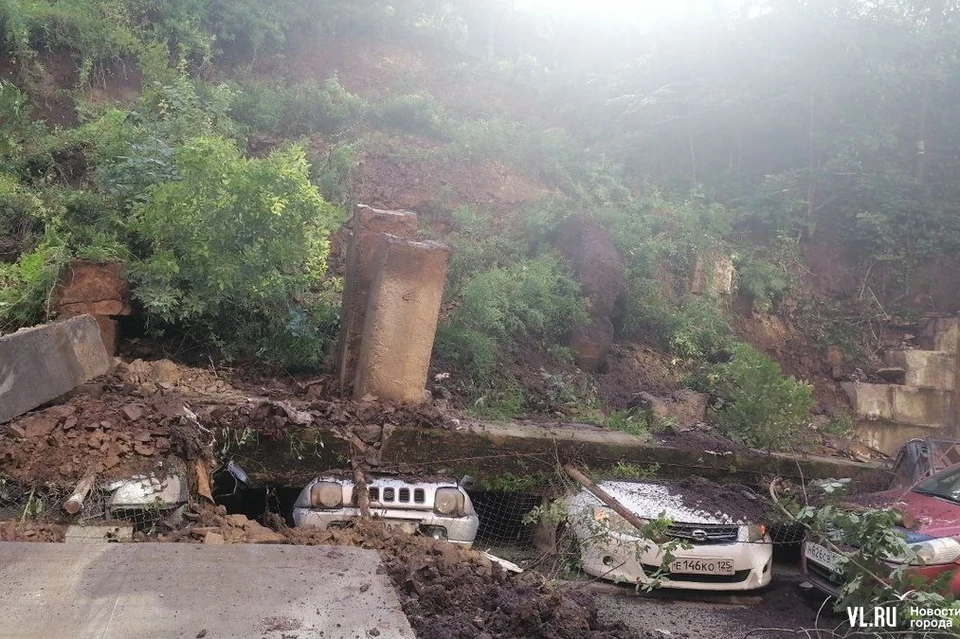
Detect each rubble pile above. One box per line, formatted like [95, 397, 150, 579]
[0, 357, 457, 488]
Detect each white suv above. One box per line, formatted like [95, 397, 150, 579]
[292, 475, 479, 547]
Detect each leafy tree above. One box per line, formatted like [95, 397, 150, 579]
[130, 136, 342, 366]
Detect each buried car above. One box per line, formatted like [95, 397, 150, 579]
[292, 474, 479, 546]
[803, 461, 960, 596]
[564, 479, 773, 591]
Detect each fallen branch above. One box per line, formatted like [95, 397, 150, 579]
[563, 464, 648, 534]
[63, 471, 96, 515]
[768, 476, 894, 591]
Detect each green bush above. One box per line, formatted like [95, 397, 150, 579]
[435, 254, 587, 380]
[129, 135, 343, 366]
[0, 225, 69, 330]
[735, 254, 791, 312]
[710, 344, 814, 451]
[231, 77, 368, 136]
[375, 92, 448, 138]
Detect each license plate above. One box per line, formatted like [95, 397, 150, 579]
[669, 557, 735, 575]
[805, 542, 843, 572]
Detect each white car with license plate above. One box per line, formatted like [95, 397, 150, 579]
[564, 481, 773, 591]
[292, 474, 479, 547]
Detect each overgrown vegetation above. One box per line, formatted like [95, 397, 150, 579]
[705, 344, 814, 451]
[435, 254, 587, 381]
[0, 0, 942, 440]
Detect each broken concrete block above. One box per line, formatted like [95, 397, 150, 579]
[884, 350, 955, 390]
[353, 235, 451, 404]
[917, 316, 958, 352]
[336, 206, 419, 393]
[843, 382, 954, 428]
[0, 315, 111, 423]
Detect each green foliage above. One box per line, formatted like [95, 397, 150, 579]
[375, 92, 448, 138]
[605, 461, 661, 481]
[734, 254, 791, 313]
[129, 136, 342, 366]
[466, 385, 528, 420]
[0, 225, 69, 329]
[603, 410, 649, 437]
[708, 344, 814, 451]
[230, 77, 368, 137]
[0, 81, 41, 159]
[435, 254, 587, 380]
[310, 144, 358, 208]
[442, 205, 526, 298]
[823, 413, 853, 437]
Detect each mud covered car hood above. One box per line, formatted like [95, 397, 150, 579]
[593, 481, 760, 525]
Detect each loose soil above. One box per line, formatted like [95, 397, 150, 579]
[242, 518, 659, 639]
[670, 476, 770, 523]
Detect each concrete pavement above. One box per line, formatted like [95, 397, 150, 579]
[0, 542, 415, 639]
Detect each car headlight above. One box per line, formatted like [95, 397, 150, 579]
[434, 487, 464, 516]
[309, 481, 343, 508]
[894, 537, 960, 566]
[746, 524, 767, 542]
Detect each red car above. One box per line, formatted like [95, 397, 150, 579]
[803, 461, 960, 596]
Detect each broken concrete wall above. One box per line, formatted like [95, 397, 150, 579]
[0, 315, 111, 423]
[336, 206, 418, 393]
[917, 316, 958, 352]
[844, 382, 954, 428]
[54, 260, 131, 356]
[884, 350, 955, 390]
[353, 235, 450, 403]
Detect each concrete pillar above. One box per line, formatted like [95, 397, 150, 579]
[353, 235, 450, 404]
[335, 206, 418, 393]
[0, 315, 111, 423]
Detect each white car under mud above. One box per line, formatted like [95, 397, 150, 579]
[564, 480, 773, 591]
[293, 474, 479, 547]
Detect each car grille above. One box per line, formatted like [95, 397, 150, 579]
[641, 563, 751, 583]
[666, 524, 739, 545]
[367, 486, 426, 505]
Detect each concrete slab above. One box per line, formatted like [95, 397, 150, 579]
[336, 205, 418, 393]
[0, 542, 415, 639]
[0, 315, 111, 423]
[884, 350, 955, 390]
[354, 235, 450, 403]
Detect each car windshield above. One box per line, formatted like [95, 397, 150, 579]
[913, 464, 960, 504]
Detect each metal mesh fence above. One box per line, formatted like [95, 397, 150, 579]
[0, 471, 190, 542]
[2, 449, 897, 554]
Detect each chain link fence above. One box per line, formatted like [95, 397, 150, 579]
[0, 471, 190, 542]
[1, 447, 901, 553]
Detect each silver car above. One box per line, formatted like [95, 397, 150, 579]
[292, 475, 479, 547]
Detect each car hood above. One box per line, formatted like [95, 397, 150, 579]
[589, 481, 750, 525]
[853, 489, 960, 538]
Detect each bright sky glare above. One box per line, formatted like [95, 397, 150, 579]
[515, 0, 737, 23]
